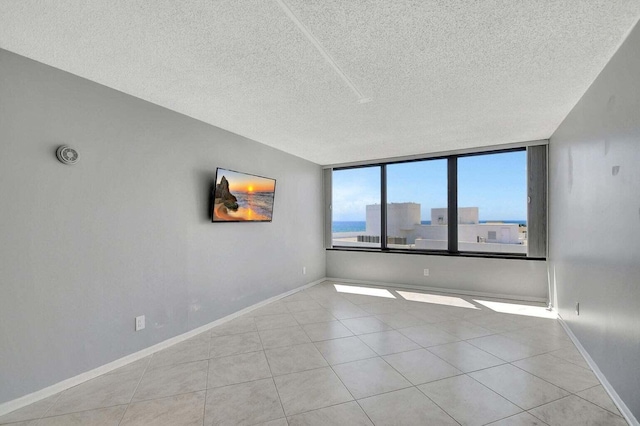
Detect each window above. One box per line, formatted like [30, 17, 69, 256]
[458, 151, 527, 254]
[386, 159, 448, 250]
[329, 146, 545, 258]
[331, 166, 381, 248]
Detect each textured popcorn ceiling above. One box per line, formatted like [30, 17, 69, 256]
[1, 1, 639, 165]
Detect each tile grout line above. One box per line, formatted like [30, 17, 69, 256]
[15, 375, 159, 426]
[254, 321, 289, 423]
[407, 345, 462, 374]
[411, 384, 463, 426]
[571, 392, 626, 419]
[506, 358, 626, 420]
[314, 318, 459, 424]
[201, 327, 215, 426]
[19, 402, 135, 426]
[324, 354, 376, 425]
[463, 333, 547, 360]
[546, 350, 593, 371]
[487, 411, 551, 426]
[35, 361, 164, 425]
[526, 396, 573, 425]
[293, 314, 377, 424]
[378, 347, 464, 389]
[422, 342, 507, 374]
[3, 394, 108, 426]
[34, 391, 64, 424]
[524, 394, 577, 413]
[116, 354, 153, 426]
[110, 389, 207, 408]
[464, 371, 530, 413]
[210, 314, 291, 424]
[508, 358, 598, 395]
[283, 400, 366, 423]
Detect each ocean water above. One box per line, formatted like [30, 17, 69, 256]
[234, 191, 275, 218]
[332, 220, 526, 233]
[332, 221, 367, 232]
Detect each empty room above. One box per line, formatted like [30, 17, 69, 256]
[1, 2, 639, 425]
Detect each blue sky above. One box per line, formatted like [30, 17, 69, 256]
[333, 151, 527, 222]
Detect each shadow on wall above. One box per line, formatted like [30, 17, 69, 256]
[194, 169, 217, 223]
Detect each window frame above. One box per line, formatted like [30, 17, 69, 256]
[328, 146, 545, 260]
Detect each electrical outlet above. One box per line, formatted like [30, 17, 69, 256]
[303, 266, 306, 275]
[575, 302, 580, 316]
[423, 268, 429, 276]
[135, 315, 145, 331]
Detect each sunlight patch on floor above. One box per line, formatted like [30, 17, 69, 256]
[474, 299, 556, 319]
[334, 284, 396, 299]
[397, 291, 478, 309]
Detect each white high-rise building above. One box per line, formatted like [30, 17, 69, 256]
[358, 202, 525, 253]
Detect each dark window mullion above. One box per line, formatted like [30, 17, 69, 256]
[381, 164, 388, 250]
[448, 157, 458, 253]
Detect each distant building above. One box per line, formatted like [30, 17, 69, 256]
[431, 207, 478, 225]
[356, 202, 526, 254]
[366, 203, 421, 237]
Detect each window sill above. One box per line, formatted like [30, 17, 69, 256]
[327, 246, 546, 261]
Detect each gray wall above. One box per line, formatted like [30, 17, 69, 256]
[327, 251, 548, 301]
[0, 49, 325, 404]
[549, 22, 640, 419]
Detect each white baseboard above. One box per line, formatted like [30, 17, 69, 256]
[0, 277, 327, 417]
[325, 277, 547, 304]
[558, 315, 638, 426]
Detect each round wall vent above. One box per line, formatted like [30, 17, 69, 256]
[56, 145, 79, 165]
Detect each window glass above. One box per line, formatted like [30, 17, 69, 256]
[457, 151, 527, 254]
[386, 160, 448, 250]
[332, 166, 381, 248]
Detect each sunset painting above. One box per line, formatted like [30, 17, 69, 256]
[212, 168, 276, 222]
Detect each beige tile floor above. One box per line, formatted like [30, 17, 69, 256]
[0, 281, 629, 426]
